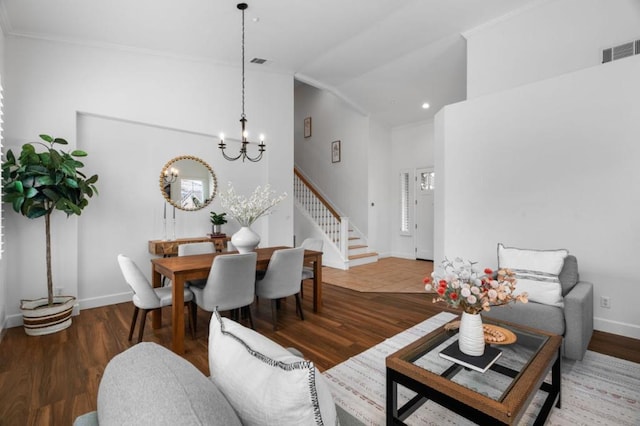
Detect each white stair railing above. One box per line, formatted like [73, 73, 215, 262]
[294, 169, 348, 260]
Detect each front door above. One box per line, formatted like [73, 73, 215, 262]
[415, 168, 434, 260]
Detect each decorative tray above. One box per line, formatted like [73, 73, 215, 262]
[443, 321, 517, 345]
[482, 324, 517, 345]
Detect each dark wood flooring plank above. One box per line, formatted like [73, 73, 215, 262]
[0, 263, 638, 425]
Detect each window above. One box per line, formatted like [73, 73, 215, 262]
[180, 178, 205, 209]
[419, 170, 435, 192]
[400, 171, 410, 234]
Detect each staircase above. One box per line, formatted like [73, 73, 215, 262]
[294, 168, 377, 269]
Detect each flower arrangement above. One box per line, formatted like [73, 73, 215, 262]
[219, 183, 287, 227]
[424, 257, 527, 314]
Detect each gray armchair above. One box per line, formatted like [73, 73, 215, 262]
[483, 255, 594, 360]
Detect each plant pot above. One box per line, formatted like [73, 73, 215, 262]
[231, 226, 260, 253]
[458, 311, 485, 356]
[212, 224, 223, 235]
[20, 295, 76, 336]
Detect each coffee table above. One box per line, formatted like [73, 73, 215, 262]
[386, 316, 562, 425]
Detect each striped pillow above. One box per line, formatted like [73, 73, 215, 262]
[497, 243, 568, 307]
[208, 311, 337, 426]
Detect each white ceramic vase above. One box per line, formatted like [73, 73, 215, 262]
[231, 226, 260, 253]
[458, 311, 485, 356]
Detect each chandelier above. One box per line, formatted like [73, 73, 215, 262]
[218, 2, 266, 162]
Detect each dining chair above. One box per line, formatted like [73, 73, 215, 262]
[178, 242, 216, 288]
[190, 252, 257, 331]
[117, 254, 195, 343]
[300, 238, 323, 298]
[255, 247, 305, 331]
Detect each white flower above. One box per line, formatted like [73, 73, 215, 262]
[460, 287, 471, 298]
[466, 295, 477, 304]
[219, 183, 287, 227]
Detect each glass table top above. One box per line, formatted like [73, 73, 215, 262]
[406, 322, 549, 401]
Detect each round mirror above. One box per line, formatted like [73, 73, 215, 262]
[159, 156, 217, 211]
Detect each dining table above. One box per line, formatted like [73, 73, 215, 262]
[150, 246, 323, 354]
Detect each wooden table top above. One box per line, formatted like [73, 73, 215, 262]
[151, 246, 322, 276]
[386, 316, 562, 424]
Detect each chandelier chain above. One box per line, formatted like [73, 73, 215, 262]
[241, 5, 246, 120]
[218, 3, 265, 162]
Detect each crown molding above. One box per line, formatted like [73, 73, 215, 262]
[294, 72, 369, 117]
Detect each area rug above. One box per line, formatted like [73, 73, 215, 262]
[322, 258, 434, 293]
[323, 312, 640, 425]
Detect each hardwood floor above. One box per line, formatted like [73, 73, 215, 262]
[1, 276, 638, 425]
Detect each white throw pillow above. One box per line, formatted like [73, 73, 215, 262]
[497, 243, 568, 307]
[208, 312, 338, 426]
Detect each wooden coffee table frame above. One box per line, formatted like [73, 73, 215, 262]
[386, 318, 562, 425]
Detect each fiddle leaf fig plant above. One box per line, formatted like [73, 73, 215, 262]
[2, 134, 99, 306]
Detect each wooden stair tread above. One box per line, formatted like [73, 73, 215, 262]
[349, 244, 367, 249]
[349, 252, 378, 260]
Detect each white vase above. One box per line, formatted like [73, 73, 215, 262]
[231, 226, 260, 253]
[458, 311, 485, 356]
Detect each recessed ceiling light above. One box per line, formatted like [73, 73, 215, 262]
[252, 17, 260, 23]
[422, 102, 430, 109]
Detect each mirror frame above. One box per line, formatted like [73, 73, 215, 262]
[159, 155, 217, 211]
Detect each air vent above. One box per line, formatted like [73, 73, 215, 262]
[602, 38, 640, 63]
[250, 58, 267, 64]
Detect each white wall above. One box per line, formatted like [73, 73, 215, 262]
[3, 35, 293, 326]
[390, 120, 435, 258]
[466, 0, 640, 98]
[0, 24, 6, 335]
[435, 55, 640, 338]
[293, 83, 369, 238]
[367, 120, 392, 257]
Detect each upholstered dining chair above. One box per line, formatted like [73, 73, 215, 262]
[178, 242, 216, 288]
[190, 252, 257, 331]
[117, 254, 195, 343]
[299, 238, 323, 298]
[255, 247, 305, 331]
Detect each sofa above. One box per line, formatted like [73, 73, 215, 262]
[483, 244, 594, 361]
[74, 312, 363, 426]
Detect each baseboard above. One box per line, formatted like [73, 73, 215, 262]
[389, 251, 416, 260]
[6, 312, 23, 329]
[594, 316, 640, 340]
[78, 292, 132, 310]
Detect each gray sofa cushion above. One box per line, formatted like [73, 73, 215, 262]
[483, 302, 565, 336]
[97, 342, 241, 426]
[559, 255, 579, 296]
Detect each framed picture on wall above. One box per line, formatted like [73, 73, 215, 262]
[331, 140, 341, 163]
[304, 117, 312, 138]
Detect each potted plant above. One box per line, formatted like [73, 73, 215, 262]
[2, 134, 98, 335]
[209, 211, 227, 235]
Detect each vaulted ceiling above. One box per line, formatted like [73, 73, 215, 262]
[0, 0, 541, 127]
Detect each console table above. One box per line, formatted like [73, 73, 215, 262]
[148, 236, 230, 256]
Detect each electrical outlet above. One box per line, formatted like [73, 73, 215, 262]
[54, 287, 64, 296]
[600, 296, 611, 309]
